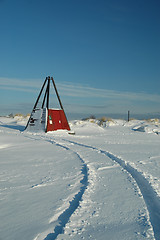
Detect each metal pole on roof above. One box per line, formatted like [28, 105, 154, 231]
[42, 84, 48, 108]
[33, 77, 48, 111]
[51, 77, 64, 110]
[46, 76, 50, 109]
[25, 77, 48, 130]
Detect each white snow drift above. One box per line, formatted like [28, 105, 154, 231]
[0, 116, 160, 240]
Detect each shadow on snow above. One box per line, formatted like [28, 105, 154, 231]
[0, 124, 25, 131]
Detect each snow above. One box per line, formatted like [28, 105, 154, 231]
[26, 108, 47, 132]
[0, 116, 160, 240]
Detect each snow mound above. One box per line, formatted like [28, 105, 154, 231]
[132, 119, 160, 135]
[1, 115, 160, 239]
[70, 118, 126, 129]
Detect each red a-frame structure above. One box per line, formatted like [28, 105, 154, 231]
[25, 76, 70, 132]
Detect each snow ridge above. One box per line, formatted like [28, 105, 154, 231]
[22, 134, 89, 239]
[42, 139, 89, 240]
[105, 152, 160, 240]
[63, 139, 160, 240]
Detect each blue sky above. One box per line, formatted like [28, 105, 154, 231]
[0, 0, 160, 119]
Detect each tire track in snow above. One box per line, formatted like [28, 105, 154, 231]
[62, 138, 160, 240]
[44, 139, 89, 240]
[24, 135, 89, 240]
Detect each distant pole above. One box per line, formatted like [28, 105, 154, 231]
[128, 110, 130, 122]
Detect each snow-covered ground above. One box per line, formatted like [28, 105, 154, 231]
[0, 116, 160, 240]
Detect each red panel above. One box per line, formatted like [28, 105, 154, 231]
[47, 109, 70, 132]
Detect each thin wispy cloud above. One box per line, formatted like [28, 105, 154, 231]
[0, 77, 40, 88]
[59, 83, 160, 103]
[0, 85, 38, 94]
[1, 77, 160, 104]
